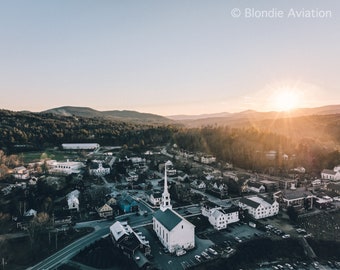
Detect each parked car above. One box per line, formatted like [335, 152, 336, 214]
[208, 247, 218, 255]
[194, 255, 201, 262]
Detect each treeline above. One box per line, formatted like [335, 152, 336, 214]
[173, 126, 340, 174]
[0, 110, 176, 152]
[1, 109, 340, 174]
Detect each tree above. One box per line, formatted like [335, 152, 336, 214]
[287, 206, 298, 223]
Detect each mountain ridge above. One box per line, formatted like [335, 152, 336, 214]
[167, 104, 340, 123]
[41, 106, 174, 124]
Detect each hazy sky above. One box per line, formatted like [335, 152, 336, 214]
[0, 0, 339, 115]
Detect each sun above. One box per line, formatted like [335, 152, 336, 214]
[272, 88, 300, 111]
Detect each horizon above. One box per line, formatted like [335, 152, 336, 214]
[1, 1, 339, 115]
[3, 103, 340, 118]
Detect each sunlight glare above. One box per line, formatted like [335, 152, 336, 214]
[272, 88, 300, 111]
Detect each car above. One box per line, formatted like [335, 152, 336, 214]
[194, 255, 202, 262]
[312, 262, 320, 269]
[163, 247, 169, 253]
[282, 234, 290, 239]
[208, 248, 218, 255]
[201, 251, 211, 260]
[235, 236, 242, 243]
[285, 263, 293, 270]
[226, 247, 234, 254]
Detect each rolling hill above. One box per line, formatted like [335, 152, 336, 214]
[42, 106, 174, 124]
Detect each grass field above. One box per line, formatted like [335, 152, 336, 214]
[21, 150, 78, 163]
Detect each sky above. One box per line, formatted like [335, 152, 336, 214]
[0, 0, 339, 116]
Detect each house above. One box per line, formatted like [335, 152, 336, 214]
[321, 169, 340, 181]
[24, 209, 37, 217]
[66, 190, 80, 212]
[12, 166, 30, 180]
[239, 196, 279, 219]
[294, 167, 306, 173]
[326, 183, 340, 195]
[110, 221, 150, 267]
[177, 172, 190, 182]
[201, 155, 216, 164]
[146, 190, 162, 206]
[126, 171, 139, 182]
[247, 182, 266, 193]
[224, 206, 240, 224]
[89, 161, 110, 176]
[201, 201, 239, 230]
[106, 197, 117, 207]
[96, 203, 113, 218]
[206, 181, 228, 199]
[259, 179, 279, 192]
[273, 188, 315, 211]
[118, 195, 139, 213]
[191, 180, 206, 190]
[153, 160, 195, 253]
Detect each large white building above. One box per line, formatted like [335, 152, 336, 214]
[47, 160, 85, 175]
[201, 201, 239, 230]
[239, 196, 279, 220]
[153, 161, 195, 253]
[62, 143, 100, 150]
[321, 169, 340, 181]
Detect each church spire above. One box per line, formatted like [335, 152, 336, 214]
[160, 160, 172, 211]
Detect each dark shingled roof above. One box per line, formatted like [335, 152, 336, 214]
[223, 205, 239, 214]
[239, 197, 260, 209]
[153, 209, 182, 231]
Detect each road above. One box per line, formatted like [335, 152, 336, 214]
[27, 199, 199, 270]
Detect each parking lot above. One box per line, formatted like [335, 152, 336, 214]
[137, 226, 216, 270]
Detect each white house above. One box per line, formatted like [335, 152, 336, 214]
[273, 188, 315, 210]
[89, 162, 110, 176]
[191, 180, 206, 190]
[126, 171, 139, 182]
[110, 221, 150, 261]
[321, 169, 340, 181]
[201, 155, 216, 164]
[66, 190, 80, 212]
[201, 202, 239, 230]
[153, 161, 195, 253]
[96, 203, 113, 218]
[12, 166, 30, 180]
[147, 191, 162, 206]
[48, 160, 85, 175]
[247, 182, 266, 193]
[239, 196, 279, 219]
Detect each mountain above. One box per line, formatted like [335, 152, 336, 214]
[170, 105, 340, 127]
[41, 106, 174, 124]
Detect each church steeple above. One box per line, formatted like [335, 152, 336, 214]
[160, 160, 172, 211]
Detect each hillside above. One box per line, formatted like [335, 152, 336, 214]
[0, 109, 176, 151]
[42, 106, 174, 124]
[169, 105, 340, 123]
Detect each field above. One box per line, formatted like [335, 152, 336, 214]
[21, 149, 80, 163]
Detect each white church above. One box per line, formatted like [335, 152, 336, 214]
[153, 161, 195, 253]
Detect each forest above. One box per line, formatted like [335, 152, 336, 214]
[1, 109, 340, 175]
[0, 109, 176, 152]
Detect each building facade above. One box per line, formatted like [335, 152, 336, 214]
[239, 196, 279, 219]
[153, 160, 195, 253]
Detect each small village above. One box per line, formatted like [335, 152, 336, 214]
[0, 142, 340, 270]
